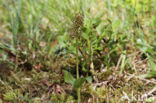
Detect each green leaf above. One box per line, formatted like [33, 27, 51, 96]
[112, 20, 121, 31]
[85, 76, 92, 83]
[97, 23, 104, 34]
[63, 70, 75, 86]
[73, 78, 85, 89]
[82, 33, 89, 40]
[120, 54, 126, 74]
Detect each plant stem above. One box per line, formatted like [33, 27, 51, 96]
[76, 38, 79, 79]
[77, 88, 81, 103]
[76, 38, 80, 103]
[87, 39, 92, 76]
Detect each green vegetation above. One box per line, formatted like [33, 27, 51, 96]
[0, 0, 156, 102]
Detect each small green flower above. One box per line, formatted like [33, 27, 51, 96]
[73, 13, 84, 38]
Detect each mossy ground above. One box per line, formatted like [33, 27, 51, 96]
[0, 0, 156, 103]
